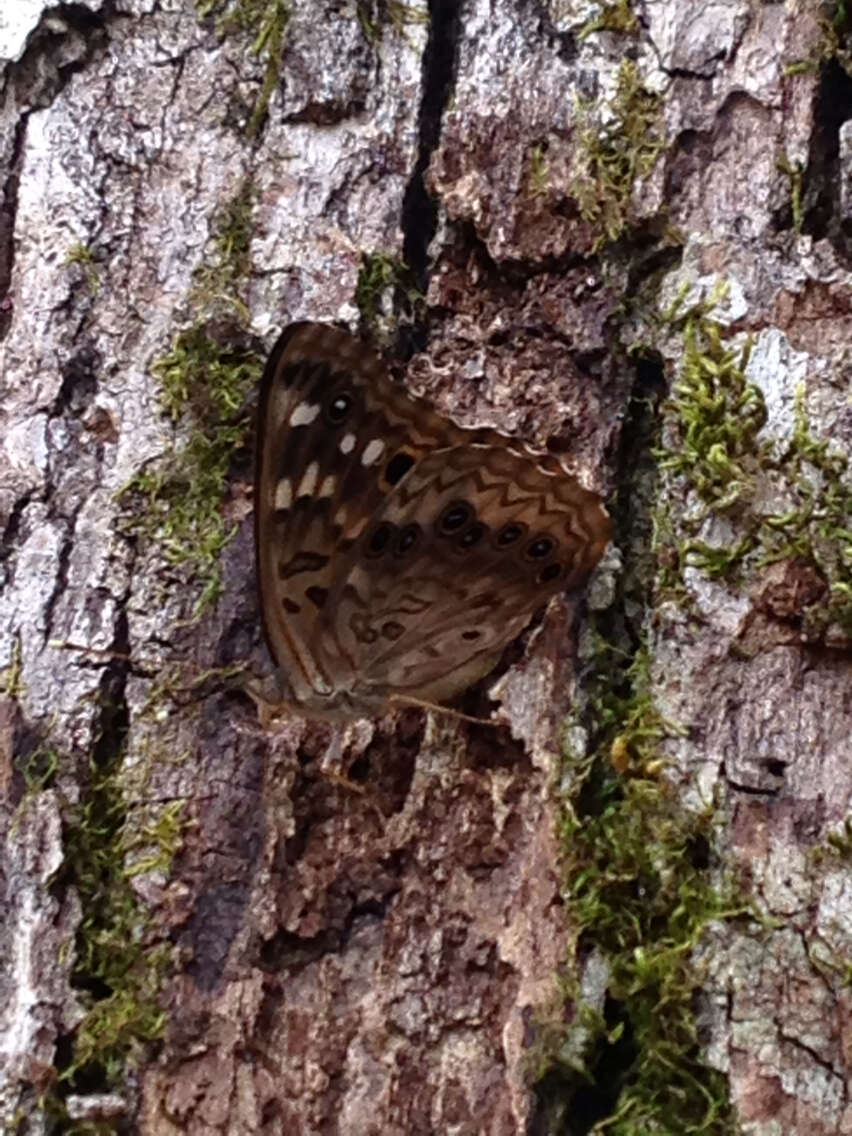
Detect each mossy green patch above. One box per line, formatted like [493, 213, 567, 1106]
[354, 250, 422, 339]
[531, 366, 742, 1132]
[50, 745, 184, 1104]
[120, 178, 263, 617]
[528, 142, 550, 198]
[537, 644, 742, 1133]
[64, 242, 101, 296]
[357, 0, 429, 44]
[777, 154, 805, 234]
[784, 1, 851, 75]
[193, 177, 256, 315]
[658, 298, 852, 636]
[570, 59, 665, 249]
[0, 633, 24, 697]
[760, 385, 852, 637]
[658, 320, 765, 512]
[121, 328, 261, 614]
[579, 0, 639, 40]
[197, 0, 290, 135]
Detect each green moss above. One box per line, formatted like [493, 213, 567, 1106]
[530, 370, 742, 1131]
[357, 0, 428, 44]
[536, 643, 741, 1132]
[579, 0, 639, 40]
[784, 1, 852, 75]
[658, 301, 852, 635]
[570, 59, 666, 248]
[658, 320, 765, 513]
[777, 155, 805, 234]
[120, 328, 261, 614]
[760, 385, 852, 636]
[0, 633, 24, 697]
[17, 745, 59, 794]
[528, 142, 550, 197]
[198, 0, 290, 135]
[120, 178, 263, 616]
[64, 242, 100, 296]
[823, 815, 852, 859]
[193, 177, 256, 314]
[354, 250, 421, 337]
[55, 748, 183, 1094]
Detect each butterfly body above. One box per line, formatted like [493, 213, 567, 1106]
[254, 322, 611, 721]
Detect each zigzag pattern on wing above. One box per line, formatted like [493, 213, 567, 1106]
[316, 443, 609, 701]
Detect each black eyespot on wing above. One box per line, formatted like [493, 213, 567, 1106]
[538, 562, 562, 584]
[526, 535, 557, 560]
[306, 585, 328, 608]
[384, 451, 416, 486]
[438, 500, 473, 535]
[394, 523, 421, 557]
[456, 522, 486, 551]
[366, 522, 395, 558]
[325, 391, 353, 425]
[282, 597, 301, 614]
[382, 621, 404, 641]
[495, 522, 526, 548]
[461, 629, 481, 640]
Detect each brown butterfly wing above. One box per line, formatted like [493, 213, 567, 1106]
[255, 322, 479, 705]
[315, 443, 611, 706]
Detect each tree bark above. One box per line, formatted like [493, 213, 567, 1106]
[2, 0, 851, 1133]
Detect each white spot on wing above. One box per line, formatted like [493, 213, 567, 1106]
[361, 439, 386, 466]
[339, 433, 356, 454]
[289, 401, 320, 427]
[274, 478, 292, 510]
[297, 461, 319, 497]
[319, 475, 336, 498]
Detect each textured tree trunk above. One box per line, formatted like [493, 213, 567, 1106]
[2, 0, 852, 1133]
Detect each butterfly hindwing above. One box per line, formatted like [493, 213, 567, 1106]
[317, 443, 610, 704]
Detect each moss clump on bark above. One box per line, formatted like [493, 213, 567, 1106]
[658, 298, 852, 640]
[35, 743, 185, 1126]
[578, 0, 639, 41]
[354, 250, 422, 341]
[120, 180, 263, 616]
[64, 242, 101, 296]
[570, 59, 665, 249]
[784, 2, 852, 75]
[356, 0, 429, 45]
[534, 645, 742, 1134]
[120, 330, 260, 614]
[530, 355, 742, 1133]
[197, 0, 291, 135]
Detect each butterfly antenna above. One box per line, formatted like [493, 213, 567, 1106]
[390, 694, 500, 728]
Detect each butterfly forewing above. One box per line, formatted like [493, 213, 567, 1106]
[255, 322, 611, 717]
[256, 323, 468, 702]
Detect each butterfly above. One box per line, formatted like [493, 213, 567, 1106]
[253, 322, 611, 721]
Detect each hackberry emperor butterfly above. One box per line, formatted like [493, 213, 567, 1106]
[254, 322, 611, 721]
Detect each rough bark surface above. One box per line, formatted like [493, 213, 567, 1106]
[1, 0, 851, 1134]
